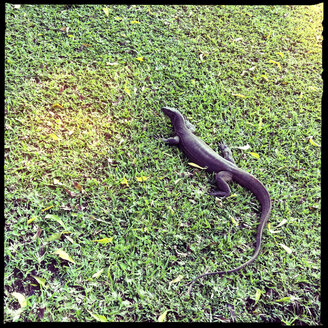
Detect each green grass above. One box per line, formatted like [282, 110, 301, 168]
[5, 4, 322, 323]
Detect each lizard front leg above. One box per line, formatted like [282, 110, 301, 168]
[218, 141, 236, 165]
[162, 136, 180, 145]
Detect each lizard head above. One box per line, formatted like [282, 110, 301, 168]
[161, 107, 195, 133]
[161, 107, 184, 123]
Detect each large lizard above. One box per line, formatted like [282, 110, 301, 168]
[161, 107, 271, 294]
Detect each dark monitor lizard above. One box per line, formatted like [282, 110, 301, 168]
[161, 107, 271, 295]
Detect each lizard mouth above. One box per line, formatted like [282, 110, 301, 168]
[161, 107, 171, 119]
[161, 107, 171, 113]
[161, 106, 177, 117]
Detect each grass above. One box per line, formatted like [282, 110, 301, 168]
[5, 4, 322, 323]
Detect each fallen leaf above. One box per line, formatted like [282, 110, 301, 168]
[65, 235, 75, 244]
[276, 296, 291, 303]
[73, 182, 83, 192]
[174, 178, 182, 185]
[112, 96, 123, 106]
[276, 219, 288, 228]
[258, 117, 263, 130]
[230, 216, 239, 226]
[60, 204, 72, 211]
[42, 205, 53, 212]
[92, 268, 104, 279]
[32, 275, 47, 288]
[136, 176, 149, 182]
[45, 214, 67, 229]
[264, 32, 271, 39]
[268, 59, 281, 70]
[27, 217, 37, 224]
[64, 188, 74, 197]
[51, 103, 64, 110]
[136, 56, 144, 62]
[261, 74, 268, 81]
[37, 307, 45, 320]
[228, 193, 238, 198]
[308, 136, 321, 147]
[276, 52, 284, 58]
[267, 223, 281, 234]
[54, 248, 75, 263]
[130, 20, 140, 24]
[53, 178, 63, 186]
[254, 289, 262, 305]
[103, 7, 110, 17]
[232, 93, 246, 98]
[168, 275, 183, 288]
[60, 27, 69, 33]
[88, 311, 108, 322]
[188, 162, 207, 170]
[234, 144, 250, 150]
[45, 232, 62, 242]
[124, 87, 131, 97]
[249, 152, 260, 159]
[120, 176, 129, 187]
[33, 227, 42, 241]
[49, 133, 60, 140]
[158, 310, 170, 322]
[11, 292, 27, 308]
[280, 243, 292, 254]
[92, 237, 114, 244]
[215, 197, 223, 206]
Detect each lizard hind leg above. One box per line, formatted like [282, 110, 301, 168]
[209, 171, 233, 197]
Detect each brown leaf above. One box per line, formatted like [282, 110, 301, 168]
[34, 227, 42, 241]
[64, 188, 74, 198]
[73, 182, 82, 192]
[37, 307, 45, 320]
[112, 96, 123, 106]
[60, 204, 73, 210]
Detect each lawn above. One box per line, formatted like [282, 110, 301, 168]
[4, 4, 322, 323]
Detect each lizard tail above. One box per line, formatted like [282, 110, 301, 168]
[187, 187, 271, 297]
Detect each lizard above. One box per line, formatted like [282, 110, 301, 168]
[161, 106, 271, 295]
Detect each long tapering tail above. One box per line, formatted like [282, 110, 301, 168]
[187, 188, 271, 296]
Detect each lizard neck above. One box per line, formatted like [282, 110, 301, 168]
[172, 114, 188, 134]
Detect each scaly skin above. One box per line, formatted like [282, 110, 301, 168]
[161, 107, 271, 296]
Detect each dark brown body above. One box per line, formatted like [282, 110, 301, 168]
[161, 107, 271, 293]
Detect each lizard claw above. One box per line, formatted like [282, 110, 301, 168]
[218, 140, 228, 151]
